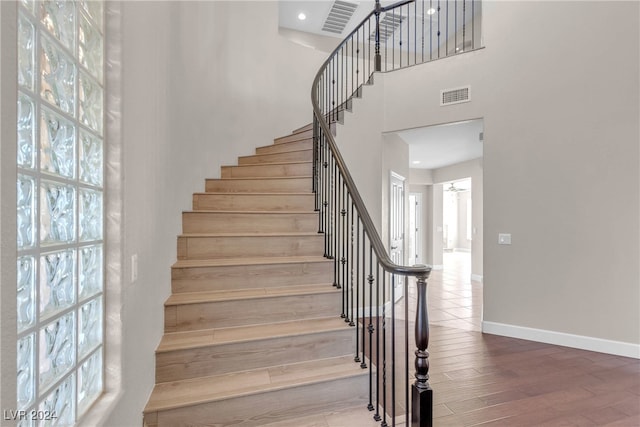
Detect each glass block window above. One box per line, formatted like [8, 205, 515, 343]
[16, 1, 104, 423]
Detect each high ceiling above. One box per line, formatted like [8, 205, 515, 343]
[279, 1, 401, 39]
[280, 1, 483, 170]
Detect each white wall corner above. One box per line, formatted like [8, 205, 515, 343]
[482, 321, 640, 359]
[470, 274, 483, 283]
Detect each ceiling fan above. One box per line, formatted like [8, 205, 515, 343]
[446, 182, 463, 192]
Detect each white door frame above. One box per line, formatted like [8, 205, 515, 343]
[409, 192, 423, 265]
[389, 171, 406, 302]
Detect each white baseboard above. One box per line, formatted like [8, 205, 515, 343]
[453, 248, 471, 253]
[470, 274, 483, 283]
[482, 321, 640, 359]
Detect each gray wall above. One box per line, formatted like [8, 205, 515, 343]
[0, 1, 18, 418]
[104, 2, 328, 424]
[377, 1, 640, 348]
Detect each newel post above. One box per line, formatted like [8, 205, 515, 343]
[412, 271, 432, 427]
[374, 0, 382, 71]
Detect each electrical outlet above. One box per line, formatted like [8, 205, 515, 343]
[498, 233, 512, 245]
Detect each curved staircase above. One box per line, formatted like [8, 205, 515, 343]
[143, 125, 368, 426]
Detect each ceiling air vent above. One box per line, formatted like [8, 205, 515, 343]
[440, 86, 471, 106]
[322, 0, 358, 35]
[369, 12, 404, 43]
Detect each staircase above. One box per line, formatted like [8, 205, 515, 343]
[143, 124, 368, 426]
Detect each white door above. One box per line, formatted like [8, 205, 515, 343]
[390, 172, 405, 301]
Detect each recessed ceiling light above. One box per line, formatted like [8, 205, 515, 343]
[412, 160, 421, 165]
[298, 12, 307, 21]
[427, 8, 436, 15]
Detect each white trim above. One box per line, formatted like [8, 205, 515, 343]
[470, 274, 483, 283]
[482, 321, 640, 359]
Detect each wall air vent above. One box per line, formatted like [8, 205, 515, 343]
[440, 86, 471, 106]
[322, 0, 358, 35]
[369, 12, 404, 43]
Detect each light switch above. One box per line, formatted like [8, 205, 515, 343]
[498, 233, 511, 245]
[131, 254, 138, 283]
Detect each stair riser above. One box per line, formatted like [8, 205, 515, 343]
[148, 374, 368, 427]
[221, 162, 312, 178]
[274, 129, 313, 144]
[177, 235, 324, 260]
[171, 261, 333, 293]
[156, 329, 354, 383]
[256, 140, 312, 155]
[238, 150, 312, 165]
[204, 178, 310, 193]
[182, 212, 318, 234]
[193, 193, 315, 211]
[165, 292, 341, 331]
[293, 123, 313, 133]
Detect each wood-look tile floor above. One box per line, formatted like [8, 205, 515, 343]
[271, 252, 639, 426]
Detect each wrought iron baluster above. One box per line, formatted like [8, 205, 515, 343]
[392, 8, 395, 70]
[437, 0, 440, 58]
[349, 200, 355, 326]
[404, 276, 409, 426]
[414, 0, 417, 65]
[455, 0, 458, 54]
[472, 0, 475, 50]
[345, 188, 352, 324]
[374, 262, 381, 422]
[367, 244, 375, 412]
[399, 6, 403, 69]
[375, 0, 381, 71]
[446, 0, 449, 56]
[361, 224, 368, 369]
[462, 0, 466, 52]
[354, 211, 361, 361]
[381, 271, 387, 427]
[391, 274, 397, 427]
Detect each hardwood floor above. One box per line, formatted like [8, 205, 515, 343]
[274, 252, 640, 426]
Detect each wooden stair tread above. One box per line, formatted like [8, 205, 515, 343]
[172, 255, 330, 269]
[223, 161, 311, 167]
[257, 138, 311, 148]
[144, 355, 364, 413]
[206, 176, 312, 181]
[240, 148, 311, 155]
[193, 191, 313, 195]
[165, 283, 337, 306]
[178, 231, 322, 238]
[183, 210, 316, 214]
[157, 316, 350, 352]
